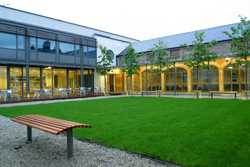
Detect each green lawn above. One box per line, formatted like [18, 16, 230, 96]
[0, 97, 250, 167]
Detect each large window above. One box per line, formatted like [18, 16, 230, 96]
[165, 68, 187, 92]
[38, 39, 56, 53]
[0, 32, 16, 49]
[83, 46, 88, 57]
[59, 42, 75, 55]
[30, 37, 36, 50]
[88, 47, 96, 58]
[18, 35, 25, 49]
[142, 70, 161, 91]
[192, 66, 219, 91]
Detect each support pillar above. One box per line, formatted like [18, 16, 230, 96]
[27, 126, 32, 141]
[219, 68, 224, 91]
[187, 69, 192, 93]
[67, 128, 73, 158]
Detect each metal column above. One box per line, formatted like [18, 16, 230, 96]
[27, 126, 32, 141]
[67, 128, 73, 158]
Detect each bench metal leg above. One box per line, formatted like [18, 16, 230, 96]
[27, 126, 32, 141]
[235, 93, 236, 99]
[211, 93, 213, 99]
[67, 128, 73, 158]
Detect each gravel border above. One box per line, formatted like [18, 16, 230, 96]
[0, 115, 177, 167]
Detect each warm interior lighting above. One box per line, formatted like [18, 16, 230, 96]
[228, 66, 233, 69]
[225, 57, 231, 60]
[48, 67, 52, 69]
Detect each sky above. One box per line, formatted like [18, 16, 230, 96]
[0, 0, 250, 41]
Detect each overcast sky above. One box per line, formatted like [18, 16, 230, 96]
[1, 0, 250, 41]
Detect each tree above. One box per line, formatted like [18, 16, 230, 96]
[95, 45, 114, 95]
[121, 44, 141, 93]
[181, 31, 217, 98]
[148, 40, 175, 97]
[222, 15, 250, 91]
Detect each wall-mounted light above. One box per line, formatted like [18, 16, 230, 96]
[225, 57, 231, 60]
[228, 66, 233, 69]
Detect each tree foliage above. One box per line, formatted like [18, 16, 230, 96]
[120, 44, 141, 77]
[181, 31, 217, 70]
[148, 40, 175, 74]
[95, 45, 114, 76]
[222, 15, 250, 67]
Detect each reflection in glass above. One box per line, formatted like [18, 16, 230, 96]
[88, 47, 96, 58]
[76, 45, 80, 55]
[38, 39, 56, 53]
[59, 42, 75, 55]
[30, 37, 36, 50]
[84, 46, 88, 57]
[0, 32, 16, 49]
[18, 35, 25, 49]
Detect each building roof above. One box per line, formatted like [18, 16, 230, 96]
[117, 22, 239, 56]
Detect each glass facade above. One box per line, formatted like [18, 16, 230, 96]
[38, 39, 56, 53]
[30, 37, 36, 50]
[53, 69, 67, 89]
[224, 64, 250, 91]
[0, 32, 16, 49]
[142, 71, 161, 91]
[29, 67, 40, 93]
[59, 42, 75, 55]
[43, 67, 53, 90]
[192, 66, 219, 91]
[165, 68, 187, 92]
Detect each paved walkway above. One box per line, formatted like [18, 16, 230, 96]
[0, 95, 124, 108]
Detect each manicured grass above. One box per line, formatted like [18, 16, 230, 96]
[1, 97, 250, 167]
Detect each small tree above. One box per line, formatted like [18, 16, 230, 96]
[222, 15, 250, 91]
[181, 31, 217, 98]
[95, 45, 114, 95]
[121, 44, 141, 93]
[148, 40, 175, 96]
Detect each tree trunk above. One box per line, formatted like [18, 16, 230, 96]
[159, 72, 161, 97]
[130, 76, 132, 92]
[174, 62, 176, 96]
[208, 60, 211, 97]
[104, 75, 107, 96]
[196, 68, 199, 99]
[245, 58, 248, 91]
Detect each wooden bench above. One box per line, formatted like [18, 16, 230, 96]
[11, 115, 91, 158]
[210, 91, 238, 99]
[141, 90, 162, 97]
[242, 91, 250, 100]
[193, 90, 202, 98]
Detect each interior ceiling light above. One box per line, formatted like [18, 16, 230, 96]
[225, 57, 231, 60]
[228, 66, 233, 69]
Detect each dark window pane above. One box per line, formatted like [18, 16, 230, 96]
[0, 32, 16, 49]
[30, 37, 36, 50]
[88, 47, 96, 58]
[59, 42, 74, 55]
[84, 46, 88, 57]
[18, 35, 25, 49]
[38, 39, 56, 53]
[76, 45, 80, 55]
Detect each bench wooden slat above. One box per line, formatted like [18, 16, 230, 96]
[12, 117, 66, 134]
[11, 118, 61, 135]
[31, 115, 90, 127]
[22, 115, 71, 128]
[210, 91, 238, 94]
[14, 116, 69, 132]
